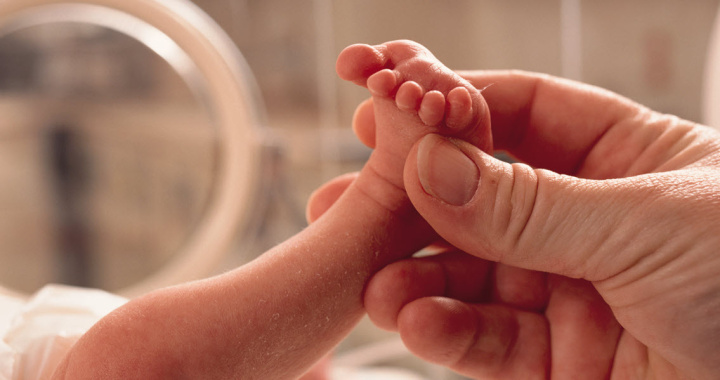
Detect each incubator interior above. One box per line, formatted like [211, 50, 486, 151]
[0, 22, 219, 294]
[1, 0, 720, 379]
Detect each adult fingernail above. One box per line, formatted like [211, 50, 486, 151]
[417, 135, 479, 206]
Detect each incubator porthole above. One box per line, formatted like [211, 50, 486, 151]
[0, 0, 265, 298]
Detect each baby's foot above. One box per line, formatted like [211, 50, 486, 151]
[336, 40, 492, 193]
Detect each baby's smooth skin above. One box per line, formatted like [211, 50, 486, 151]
[51, 40, 491, 380]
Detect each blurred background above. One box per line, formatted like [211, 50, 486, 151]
[201, 0, 720, 269]
[0, 0, 719, 378]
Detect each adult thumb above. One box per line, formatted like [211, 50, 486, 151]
[404, 134, 666, 281]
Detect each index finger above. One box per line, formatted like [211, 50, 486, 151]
[460, 70, 644, 176]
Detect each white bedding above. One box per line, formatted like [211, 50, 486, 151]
[0, 285, 126, 380]
[0, 286, 429, 380]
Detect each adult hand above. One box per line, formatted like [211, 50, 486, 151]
[310, 71, 720, 379]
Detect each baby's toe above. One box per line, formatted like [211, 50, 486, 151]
[445, 87, 474, 129]
[396, 81, 424, 112]
[418, 90, 446, 127]
[367, 69, 399, 97]
[336, 44, 387, 86]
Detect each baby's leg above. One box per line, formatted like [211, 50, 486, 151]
[52, 40, 491, 380]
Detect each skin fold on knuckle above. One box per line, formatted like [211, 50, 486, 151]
[488, 161, 540, 258]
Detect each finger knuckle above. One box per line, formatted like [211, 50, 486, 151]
[490, 162, 540, 254]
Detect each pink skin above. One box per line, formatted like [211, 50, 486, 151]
[50, 40, 491, 380]
[336, 41, 492, 196]
[313, 70, 720, 379]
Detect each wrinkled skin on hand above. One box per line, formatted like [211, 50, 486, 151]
[309, 70, 720, 379]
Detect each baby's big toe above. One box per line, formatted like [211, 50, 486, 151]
[336, 44, 387, 86]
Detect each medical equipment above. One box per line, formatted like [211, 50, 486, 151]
[0, 0, 267, 298]
[0, 1, 458, 378]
